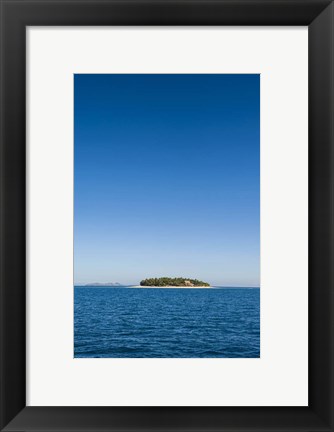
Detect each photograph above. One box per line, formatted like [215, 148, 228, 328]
[74, 74, 260, 358]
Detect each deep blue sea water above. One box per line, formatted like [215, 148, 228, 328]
[74, 287, 260, 358]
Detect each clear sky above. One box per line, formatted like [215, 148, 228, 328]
[74, 74, 260, 287]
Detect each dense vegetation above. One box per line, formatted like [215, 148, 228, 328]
[140, 277, 210, 287]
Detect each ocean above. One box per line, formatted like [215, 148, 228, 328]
[74, 287, 260, 358]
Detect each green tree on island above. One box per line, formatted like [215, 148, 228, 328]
[140, 277, 210, 287]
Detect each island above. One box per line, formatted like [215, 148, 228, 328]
[139, 277, 210, 287]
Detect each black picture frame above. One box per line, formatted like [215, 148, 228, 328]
[1, 0, 333, 431]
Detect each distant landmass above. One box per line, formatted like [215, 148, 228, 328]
[84, 282, 122, 287]
[140, 277, 210, 287]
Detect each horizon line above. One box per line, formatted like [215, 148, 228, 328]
[74, 283, 260, 288]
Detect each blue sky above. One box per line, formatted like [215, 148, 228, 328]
[74, 74, 260, 287]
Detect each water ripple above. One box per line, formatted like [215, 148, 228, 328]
[74, 287, 260, 358]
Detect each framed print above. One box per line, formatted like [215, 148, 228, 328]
[0, 1, 333, 431]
